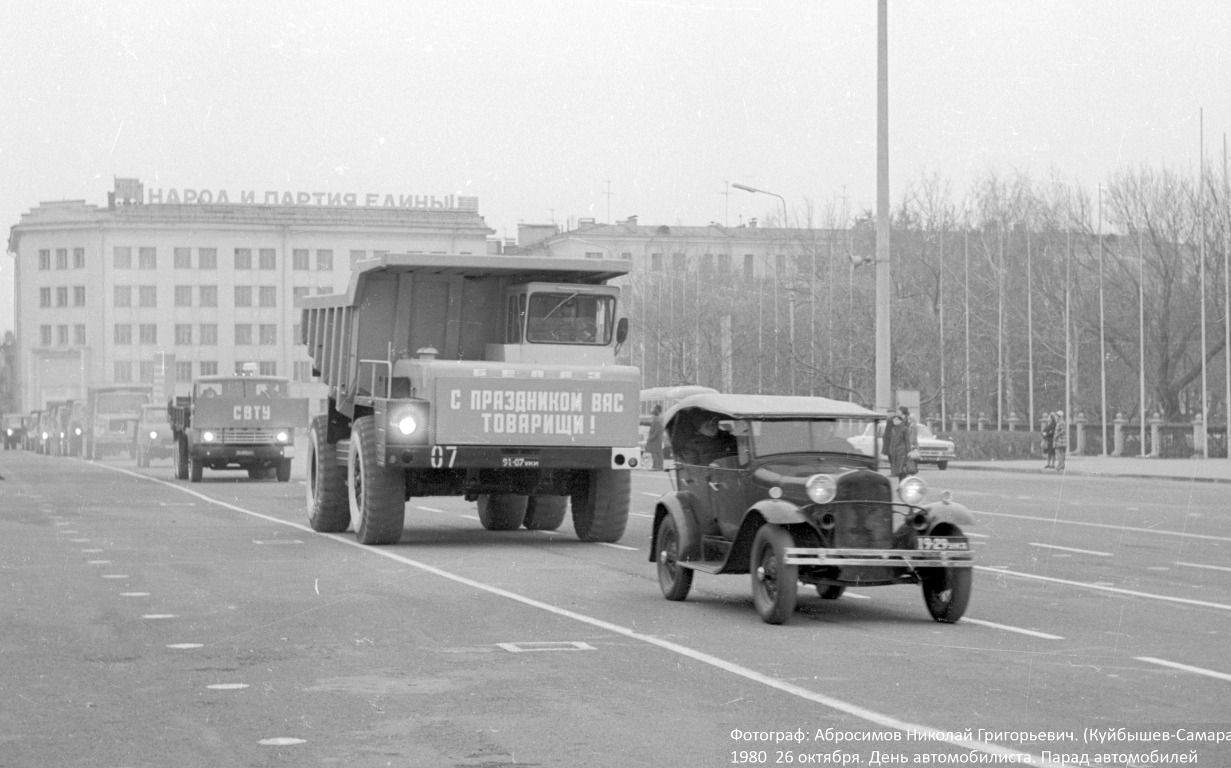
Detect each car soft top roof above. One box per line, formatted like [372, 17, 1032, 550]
[663, 393, 884, 427]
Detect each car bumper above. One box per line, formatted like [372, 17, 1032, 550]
[784, 547, 973, 568]
[191, 444, 294, 463]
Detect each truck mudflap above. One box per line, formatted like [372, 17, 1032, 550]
[382, 444, 640, 470]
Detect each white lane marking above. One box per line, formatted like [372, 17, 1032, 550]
[600, 542, 638, 551]
[497, 641, 595, 652]
[640, 492, 660, 498]
[630, 512, 653, 518]
[120, 592, 150, 597]
[166, 643, 203, 649]
[975, 566, 1231, 612]
[416, 506, 446, 513]
[966, 532, 990, 539]
[87, 464, 1063, 766]
[101, 574, 129, 580]
[976, 510, 1231, 543]
[252, 539, 304, 545]
[1175, 561, 1231, 574]
[81, 548, 104, 553]
[1136, 657, 1231, 683]
[142, 614, 177, 619]
[259, 738, 306, 746]
[1029, 543, 1112, 557]
[207, 683, 249, 690]
[459, 514, 479, 521]
[87, 560, 111, 565]
[960, 618, 1064, 640]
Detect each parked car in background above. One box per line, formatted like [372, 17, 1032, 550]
[848, 420, 956, 469]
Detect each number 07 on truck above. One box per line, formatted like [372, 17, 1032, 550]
[300, 254, 642, 545]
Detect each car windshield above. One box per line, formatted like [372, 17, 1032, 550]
[751, 419, 871, 458]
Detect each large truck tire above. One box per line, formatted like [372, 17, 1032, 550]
[522, 495, 568, 531]
[347, 416, 405, 545]
[174, 438, 189, 480]
[276, 458, 292, 482]
[189, 454, 203, 483]
[477, 494, 529, 531]
[307, 416, 349, 532]
[570, 469, 631, 543]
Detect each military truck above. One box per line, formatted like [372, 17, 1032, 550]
[86, 386, 152, 460]
[168, 372, 308, 482]
[134, 403, 176, 467]
[300, 254, 641, 546]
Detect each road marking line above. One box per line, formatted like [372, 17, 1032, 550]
[1175, 561, 1231, 574]
[600, 542, 638, 551]
[92, 462, 1070, 767]
[120, 592, 150, 597]
[166, 643, 203, 649]
[1029, 543, 1112, 556]
[497, 641, 595, 652]
[416, 506, 446, 513]
[143, 614, 177, 619]
[1135, 657, 1231, 683]
[977, 510, 1231, 543]
[966, 532, 990, 538]
[960, 618, 1064, 640]
[207, 683, 249, 690]
[975, 566, 1231, 612]
[640, 492, 659, 498]
[630, 512, 653, 518]
[258, 738, 306, 746]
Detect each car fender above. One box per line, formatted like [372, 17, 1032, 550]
[922, 498, 977, 530]
[748, 498, 809, 526]
[649, 492, 703, 563]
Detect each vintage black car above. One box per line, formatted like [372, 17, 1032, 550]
[649, 394, 976, 625]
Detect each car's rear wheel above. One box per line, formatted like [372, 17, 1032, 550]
[478, 494, 528, 530]
[655, 515, 694, 601]
[816, 584, 846, 600]
[522, 495, 568, 530]
[751, 524, 798, 625]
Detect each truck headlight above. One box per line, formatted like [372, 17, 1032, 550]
[149, 430, 158, 440]
[805, 474, 837, 504]
[898, 476, 927, 505]
[276, 431, 289, 443]
[386, 401, 430, 444]
[75, 427, 82, 435]
[396, 416, 418, 436]
[202, 431, 215, 442]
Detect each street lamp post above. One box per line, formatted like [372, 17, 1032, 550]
[735, 183, 791, 395]
[732, 183, 788, 226]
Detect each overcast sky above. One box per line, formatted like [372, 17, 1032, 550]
[2, 0, 1228, 333]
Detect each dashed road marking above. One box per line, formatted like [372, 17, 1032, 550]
[960, 618, 1064, 640]
[1029, 543, 1112, 557]
[1175, 561, 1231, 574]
[120, 592, 150, 597]
[1136, 657, 1231, 683]
[207, 683, 249, 690]
[259, 738, 306, 746]
[167, 643, 203, 649]
[974, 566, 1231, 612]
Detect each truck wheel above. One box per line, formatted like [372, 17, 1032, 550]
[570, 469, 630, 543]
[478, 494, 529, 530]
[347, 415, 405, 545]
[174, 439, 188, 480]
[137, 448, 148, 468]
[276, 458, 292, 482]
[307, 416, 349, 533]
[522, 495, 568, 530]
[751, 524, 798, 625]
[189, 455, 203, 483]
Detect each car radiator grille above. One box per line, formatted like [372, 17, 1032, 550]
[832, 471, 893, 549]
[217, 428, 280, 444]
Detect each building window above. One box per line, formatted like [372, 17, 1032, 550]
[744, 254, 755, 281]
[294, 361, 313, 381]
[235, 286, 252, 307]
[176, 361, 193, 381]
[40, 325, 52, 346]
[139, 285, 157, 308]
[199, 324, 218, 345]
[672, 253, 686, 271]
[701, 253, 714, 271]
[235, 248, 252, 269]
[56, 248, 68, 269]
[199, 247, 217, 269]
[114, 285, 132, 307]
[292, 323, 301, 342]
[139, 324, 157, 344]
[38, 249, 50, 270]
[175, 324, 193, 345]
[292, 286, 310, 307]
[718, 253, 732, 272]
[40, 287, 51, 308]
[259, 324, 277, 345]
[138, 247, 157, 269]
[316, 249, 333, 271]
[74, 324, 86, 345]
[235, 324, 253, 345]
[350, 249, 366, 266]
[174, 286, 193, 307]
[259, 361, 277, 376]
[114, 246, 132, 269]
[56, 287, 68, 307]
[585, 251, 603, 260]
[57, 325, 69, 345]
[259, 248, 276, 269]
[114, 361, 133, 382]
[316, 286, 332, 295]
[73, 286, 85, 306]
[258, 286, 276, 308]
[139, 361, 156, 383]
[114, 324, 133, 345]
[73, 248, 85, 269]
[650, 253, 662, 271]
[199, 285, 218, 307]
[174, 247, 192, 269]
[620, 251, 632, 260]
[292, 249, 309, 270]
[200, 361, 218, 376]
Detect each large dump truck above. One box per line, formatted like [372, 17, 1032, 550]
[168, 372, 308, 482]
[86, 385, 152, 460]
[301, 254, 642, 546]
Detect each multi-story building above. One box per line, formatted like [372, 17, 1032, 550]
[7, 178, 492, 411]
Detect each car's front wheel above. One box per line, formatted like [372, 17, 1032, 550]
[655, 515, 694, 601]
[751, 524, 798, 625]
[921, 566, 971, 623]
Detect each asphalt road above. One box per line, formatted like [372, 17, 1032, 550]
[1, 451, 1229, 767]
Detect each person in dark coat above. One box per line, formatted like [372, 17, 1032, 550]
[1053, 410, 1068, 471]
[1042, 411, 1057, 469]
[645, 405, 665, 470]
[884, 407, 919, 482]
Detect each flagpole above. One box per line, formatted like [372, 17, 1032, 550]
[1199, 108, 1209, 458]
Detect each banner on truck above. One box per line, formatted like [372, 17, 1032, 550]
[436, 378, 639, 446]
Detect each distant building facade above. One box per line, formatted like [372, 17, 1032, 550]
[7, 178, 492, 411]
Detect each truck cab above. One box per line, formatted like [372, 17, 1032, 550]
[486, 283, 626, 366]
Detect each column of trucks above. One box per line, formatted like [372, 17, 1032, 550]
[167, 368, 308, 482]
[86, 386, 152, 460]
[300, 254, 642, 545]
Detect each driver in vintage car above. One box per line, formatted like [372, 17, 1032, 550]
[676, 413, 737, 466]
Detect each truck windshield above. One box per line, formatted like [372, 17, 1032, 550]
[751, 419, 870, 458]
[525, 293, 614, 345]
[141, 408, 168, 423]
[97, 394, 148, 413]
[198, 379, 287, 398]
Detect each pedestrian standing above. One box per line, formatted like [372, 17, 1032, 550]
[885, 406, 919, 482]
[1053, 410, 1068, 471]
[646, 405, 665, 470]
[1042, 411, 1057, 469]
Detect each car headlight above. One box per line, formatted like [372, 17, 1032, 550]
[41, 432, 49, 440]
[898, 475, 927, 505]
[805, 474, 838, 504]
[202, 431, 215, 442]
[74, 427, 82, 435]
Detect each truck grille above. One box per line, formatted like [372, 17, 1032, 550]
[216, 428, 282, 444]
[832, 471, 893, 549]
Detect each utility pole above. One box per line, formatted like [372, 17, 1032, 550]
[874, 0, 892, 413]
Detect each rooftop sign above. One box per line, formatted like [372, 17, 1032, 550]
[140, 187, 478, 211]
